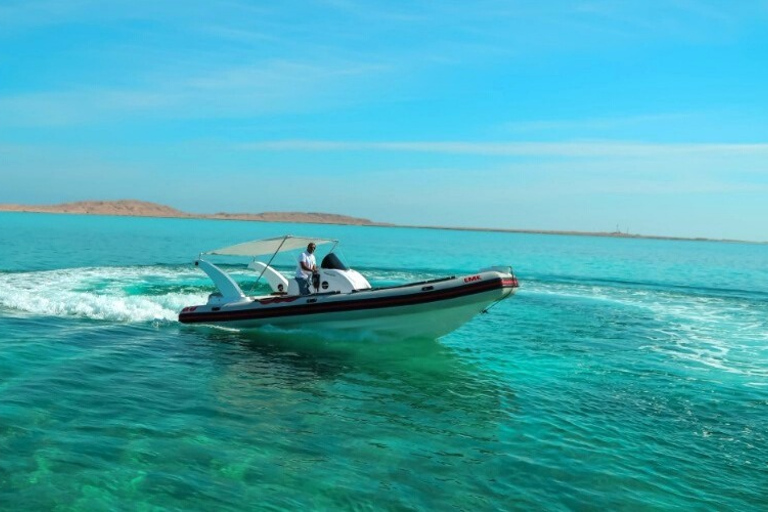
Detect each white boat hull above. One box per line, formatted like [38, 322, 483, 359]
[180, 270, 518, 340]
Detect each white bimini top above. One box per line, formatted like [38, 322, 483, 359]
[205, 235, 336, 257]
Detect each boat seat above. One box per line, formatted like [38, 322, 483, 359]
[247, 260, 290, 293]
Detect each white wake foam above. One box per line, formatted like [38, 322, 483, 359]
[0, 263, 438, 326]
[526, 280, 768, 378]
[0, 266, 209, 324]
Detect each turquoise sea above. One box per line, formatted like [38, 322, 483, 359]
[1, 212, 766, 510]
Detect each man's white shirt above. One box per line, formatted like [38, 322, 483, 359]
[295, 251, 316, 278]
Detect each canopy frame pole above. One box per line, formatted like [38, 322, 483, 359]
[249, 235, 290, 294]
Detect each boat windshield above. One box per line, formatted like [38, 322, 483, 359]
[321, 252, 349, 271]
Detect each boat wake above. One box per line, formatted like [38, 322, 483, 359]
[523, 278, 768, 379]
[0, 265, 210, 324]
[0, 265, 451, 326]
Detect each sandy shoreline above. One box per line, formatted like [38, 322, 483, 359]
[0, 199, 759, 244]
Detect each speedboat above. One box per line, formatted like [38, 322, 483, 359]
[178, 235, 519, 339]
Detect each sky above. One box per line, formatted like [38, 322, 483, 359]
[1, 1, 767, 241]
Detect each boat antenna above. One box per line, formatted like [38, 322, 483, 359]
[248, 235, 290, 294]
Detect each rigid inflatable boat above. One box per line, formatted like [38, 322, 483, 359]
[178, 235, 519, 339]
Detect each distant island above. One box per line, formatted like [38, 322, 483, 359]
[0, 200, 386, 226]
[0, 199, 758, 244]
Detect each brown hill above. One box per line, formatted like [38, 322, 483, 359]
[208, 211, 378, 225]
[0, 200, 382, 225]
[0, 200, 187, 217]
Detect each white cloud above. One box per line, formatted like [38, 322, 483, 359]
[503, 113, 694, 133]
[237, 139, 768, 159]
[0, 90, 171, 126]
[0, 59, 393, 126]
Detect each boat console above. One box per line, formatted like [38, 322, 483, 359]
[245, 253, 372, 296]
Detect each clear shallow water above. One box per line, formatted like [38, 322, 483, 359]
[1, 212, 767, 510]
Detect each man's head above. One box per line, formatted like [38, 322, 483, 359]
[307, 243, 316, 253]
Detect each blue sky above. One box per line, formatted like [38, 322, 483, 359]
[1, 1, 767, 241]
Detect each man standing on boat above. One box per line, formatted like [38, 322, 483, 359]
[295, 242, 317, 295]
